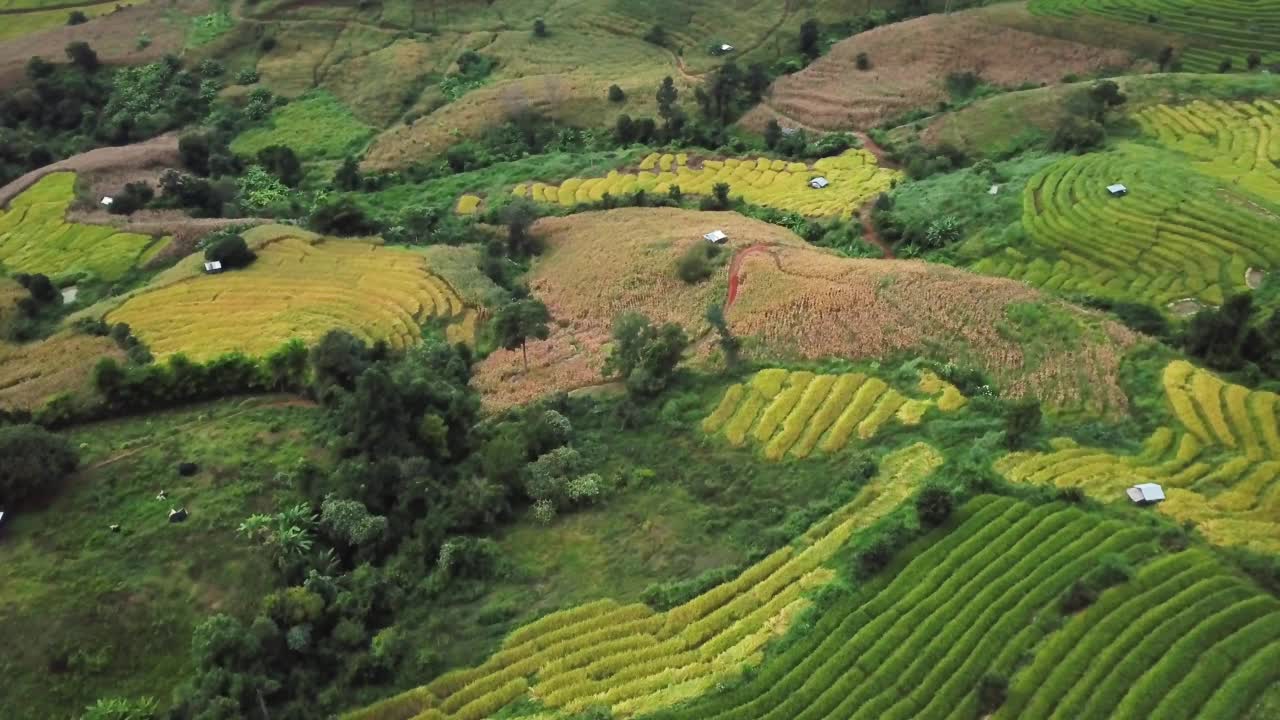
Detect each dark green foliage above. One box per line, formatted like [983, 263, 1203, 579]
[855, 52, 871, 70]
[604, 313, 689, 398]
[700, 181, 732, 210]
[494, 298, 551, 369]
[642, 565, 743, 610]
[204, 234, 256, 269]
[256, 145, 303, 187]
[607, 84, 626, 103]
[799, 19, 821, 59]
[1050, 115, 1106, 153]
[644, 25, 667, 47]
[533, 18, 548, 37]
[501, 199, 540, 256]
[1184, 294, 1258, 372]
[915, 483, 954, 526]
[1077, 297, 1170, 340]
[1247, 52, 1262, 71]
[676, 241, 721, 283]
[308, 196, 379, 236]
[15, 272, 58, 304]
[978, 673, 1009, 714]
[705, 303, 740, 368]
[1157, 45, 1176, 70]
[764, 118, 782, 149]
[106, 181, 155, 215]
[0, 423, 79, 507]
[1003, 399, 1042, 449]
[64, 42, 99, 73]
[333, 155, 362, 191]
[66, 10, 88, 25]
[309, 329, 371, 392]
[1219, 57, 1233, 73]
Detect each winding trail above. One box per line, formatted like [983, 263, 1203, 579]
[726, 243, 780, 307]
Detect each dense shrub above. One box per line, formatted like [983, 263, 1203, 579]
[0, 423, 79, 506]
[107, 181, 155, 215]
[204, 234, 256, 269]
[915, 484, 954, 526]
[676, 241, 722, 283]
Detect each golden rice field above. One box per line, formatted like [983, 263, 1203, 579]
[996, 360, 1280, 553]
[511, 150, 899, 219]
[106, 231, 468, 360]
[0, 173, 162, 282]
[343, 442, 944, 720]
[0, 332, 123, 411]
[702, 368, 966, 460]
[1134, 99, 1280, 202]
[970, 143, 1280, 307]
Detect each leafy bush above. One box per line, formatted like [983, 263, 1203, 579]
[204, 234, 256, 269]
[915, 484, 954, 526]
[0, 423, 79, 507]
[676, 241, 722, 283]
[855, 52, 871, 70]
[607, 84, 626, 103]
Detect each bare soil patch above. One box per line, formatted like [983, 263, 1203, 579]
[740, 7, 1140, 133]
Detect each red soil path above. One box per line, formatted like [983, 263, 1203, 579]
[726, 244, 777, 307]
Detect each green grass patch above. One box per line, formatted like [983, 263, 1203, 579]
[0, 397, 326, 720]
[231, 91, 374, 162]
[186, 8, 233, 48]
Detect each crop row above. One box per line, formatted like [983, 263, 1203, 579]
[1029, 0, 1279, 73]
[653, 497, 1155, 720]
[0, 172, 161, 282]
[703, 369, 965, 460]
[973, 145, 1278, 306]
[999, 547, 1280, 720]
[1162, 359, 1280, 460]
[510, 150, 899, 219]
[108, 236, 465, 360]
[1134, 100, 1280, 201]
[343, 444, 943, 720]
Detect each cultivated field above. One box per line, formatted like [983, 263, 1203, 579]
[1031, 0, 1280, 72]
[0, 331, 122, 410]
[742, 6, 1140, 133]
[106, 225, 468, 360]
[0, 172, 163, 282]
[997, 360, 1280, 552]
[969, 143, 1279, 307]
[474, 208, 1139, 416]
[1135, 99, 1280, 202]
[230, 91, 375, 161]
[653, 496, 1267, 720]
[344, 443, 945, 720]
[702, 368, 966, 460]
[512, 150, 899, 219]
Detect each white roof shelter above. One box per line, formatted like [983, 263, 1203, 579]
[719, 44, 734, 52]
[703, 230, 728, 244]
[100, 196, 113, 206]
[988, 184, 1000, 195]
[1107, 183, 1128, 196]
[1126, 483, 1165, 504]
[809, 177, 830, 189]
[203, 261, 223, 273]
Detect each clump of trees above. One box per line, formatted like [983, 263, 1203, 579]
[0, 423, 79, 507]
[204, 232, 257, 269]
[1050, 80, 1127, 153]
[604, 313, 689, 398]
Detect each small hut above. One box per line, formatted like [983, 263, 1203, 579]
[703, 230, 728, 244]
[203, 261, 223, 274]
[1107, 184, 1128, 197]
[1126, 483, 1165, 504]
[809, 177, 830, 189]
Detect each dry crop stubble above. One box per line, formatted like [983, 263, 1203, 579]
[472, 208, 1137, 416]
[0, 332, 123, 411]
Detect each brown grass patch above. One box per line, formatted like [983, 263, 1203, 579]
[741, 6, 1141, 133]
[472, 208, 1137, 416]
[0, 331, 121, 410]
[0, 133, 179, 207]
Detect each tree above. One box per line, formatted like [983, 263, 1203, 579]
[65, 41, 99, 72]
[644, 25, 666, 47]
[712, 181, 731, 208]
[334, 155, 361, 191]
[915, 484, 954, 526]
[502, 199, 539, 256]
[178, 132, 212, 175]
[18, 272, 58, 303]
[67, 10, 88, 25]
[256, 145, 303, 187]
[764, 119, 783, 149]
[107, 181, 154, 215]
[607, 84, 626, 103]
[1185, 293, 1256, 371]
[799, 19, 821, 59]
[494, 298, 551, 370]
[614, 113, 636, 144]
[705, 303, 739, 368]
[0, 423, 79, 507]
[1004, 399, 1042, 449]
[656, 76, 678, 121]
[1247, 52, 1262, 71]
[204, 234, 256, 269]
[1157, 45, 1175, 71]
[533, 18, 548, 37]
[745, 63, 770, 102]
[310, 329, 370, 392]
[1218, 57, 1233, 73]
[604, 313, 690, 397]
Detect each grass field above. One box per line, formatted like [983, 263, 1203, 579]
[702, 368, 966, 460]
[0, 172, 163, 282]
[0, 398, 322, 720]
[230, 91, 375, 162]
[0, 0, 127, 42]
[105, 225, 469, 360]
[344, 443, 944, 720]
[512, 150, 899, 219]
[996, 360, 1280, 552]
[1135, 98, 1280, 201]
[650, 491, 1269, 717]
[1030, 0, 1280, 73]
[968, 143, 1280, 308]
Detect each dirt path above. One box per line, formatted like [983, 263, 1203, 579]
[858, 199, 894, 259]
[854, 131, 896, 169]
[726, 243, 780, 307]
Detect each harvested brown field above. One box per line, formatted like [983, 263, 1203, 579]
[741, 6, 1141, 133]
[0, 332, 122, 411]
[0, 133, 179, 206]
[472, 208, 1138, 416]
[0, 0, 200, 89]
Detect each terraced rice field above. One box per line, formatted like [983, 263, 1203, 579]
[996, 360, 1280, 552]
[511, 150, 899, 219]
[344, 443, 944, 720]
[1134, 99, 1280, 201]
[1030, 0, 1280, 72]
[106, 232, 467, 360]
[655, 497, 1190, 720]
[702, 368, 966, 460]
[970, 144, 1279, 307]
[996, 548, 1280, 720]
[0, 173, 162, 282]
[0, 332, 123, 410]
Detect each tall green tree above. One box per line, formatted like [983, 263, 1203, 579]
[495, 298, 551, 370]
[604, 312, 690, 397]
